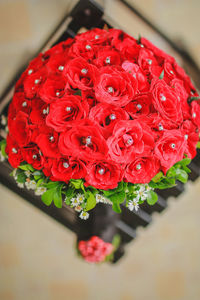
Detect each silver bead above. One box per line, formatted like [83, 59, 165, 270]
[95, 35, 99, 39]
[170, 70, 174, 74]
[193, 113, 196, 118]
[49, 136, 54, 142]
[171, 143, 176, 149]
[66, 106, 72, 112]
[22, 101, 27, 107]
[56, 91, 60, 97]
[12, 148, 18, 154]
[98, 168, 105, 175]
[108, 87, 114, 93]
[140, 44, 144, 48]
[110, 114, 116, 120]
[34, 79, 40, 84]
[136, 163, 141, 170]
[105, 57, 111, 64]
[85, 136, 92, 145]
[58, 65, 64, 71]
[43, 107, 49, 115]
[127, 138, 133, 145]
[32, 154, 37, 159]
[81, 68, 88, 74]
[63, 162, 69, 168]
[184, 134, 188, 140]
[85, 45, 91, 50]
[160, 94, 166, 101]
[28, 69, 33, 75]
[137, 104, 142, 110]
[147, 59, 152, 65]
[158, 124, 164, 131]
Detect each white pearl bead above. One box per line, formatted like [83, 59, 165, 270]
[193, 113, 196, 118]
[63, 162, 69, 168]
[22, 101, 27, 107]
[160, 94, 166, 101]
[81, 68, 88, 74]
[171, 143, 176, 149]
[49, 136, 54, 142]
[110, 114, 116, 120]
[137, 104, 142, 110]
[32, 154, 37, 159]
[127, 138, 133, 145]
[147, 59, 152, 65]
[136, 164, 141, 170]
[66, 107, 72, 112]
[85, 136, 92, 145]
[58, 65, 64, 71]
[98, 168, 105, 175]
[108, 87, 114, 93]
[34, 79, 40, 84]
[12, 148, 18, 154]
[28, 69, 33, 75]
[85, 45, 91, 50]
[105, 57, 111, 64]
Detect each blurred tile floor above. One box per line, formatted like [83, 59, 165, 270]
[0, 0, 200, 299]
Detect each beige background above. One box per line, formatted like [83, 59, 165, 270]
[0, 0, 200, 299]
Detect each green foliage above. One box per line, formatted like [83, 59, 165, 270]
[0, 139, 7, 157]
[18, 163, 34, 172]
[85, 191, 96, 211]
[41, 183, 63, 208]
[147, 190, 158, 205]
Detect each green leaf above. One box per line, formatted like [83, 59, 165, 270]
[147, 190, 158, 205]
[70, 179, 84, 190]
[41, 189, 54, 206]
[74, 89, 81, 96]
[151, 171, 163, 183]
[85, 191, 96, 211]
[137, 34, 141, 44]
[17, 172, 27, 183]
[0, 139, 7, 157]
[19, 164, 34, 172]
[175, 169, 188, 183]
[53, 184, 63, 208]
[102, 182, 124, 197]
[109, 191, 125, 213]
[159, 69, 164, 79]
[196, 141, 200, 149]
[44, 181, 60, 189]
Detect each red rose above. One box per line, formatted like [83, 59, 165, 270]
[29, 99, 49, 126]
[138, 48, 159, 73]
[151, 78, 183, 124]
[141, 37, 174, 62]
[89, 103, 129, 138]
[124, 156, 160, 184]
[75, 28, 109, 45]
[46, 95, 89, 132]
[58, 119, 108, 161]
[154, 130, 187, 172]
[69, 39, 97, 60]
[122, 61, 149, 92]
[170, 78, 190, 119]
[5, 135, 23, 168]
[94, 47, 121, 67]
[22, 145, 44, 170]
[12, 92, 31, 115]
[45, 53, 69, 75]
[50, 157, 87, 182]
[39, 75, 69, 103]
[78, 236, 113, 263]
[191, 101, 200, 129]
[84, 160, 122, 189]
[181, 120, 199, 159]
[35, 127, 60, 158]
[8, 111, 32, 147]
[124, 93, 153, 119]
[64, 57, 98, 90]
[23, 68, 46, 99]
[107, 120, 154, 163]
[82, 90, 97, 108]
[94, 66, 137, 107]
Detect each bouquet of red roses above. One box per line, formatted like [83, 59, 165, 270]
[1, 28, 200, 220]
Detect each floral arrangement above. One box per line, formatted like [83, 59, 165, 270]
[77, 235, 119, 263]
[1, 28, 200, 220]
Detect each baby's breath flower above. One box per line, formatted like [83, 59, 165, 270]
[79, 211, 89, 220]
[0, 151, 5, 162]
[17, 182, 24, 188]
[96, 194, 112, 205]
[25, 170, 31, 177]
[128, 199, 139, 212]
[25, 180, 37, 190]
[35, 186, 47, 196]
[76, 193, 85, 203]
[71, 197, 80, 207]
